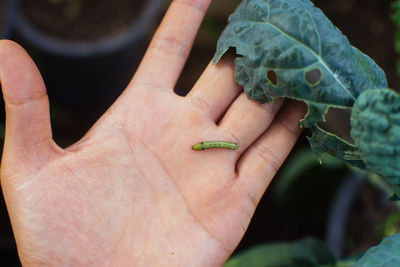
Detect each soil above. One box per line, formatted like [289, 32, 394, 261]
[20, 0, 145, 41]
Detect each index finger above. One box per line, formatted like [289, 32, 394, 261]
[131, 0, 211, 92]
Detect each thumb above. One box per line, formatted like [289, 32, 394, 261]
[0, 40, 56, 171]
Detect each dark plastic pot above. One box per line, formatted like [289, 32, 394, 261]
[325, 174, 365, 259]
[14, 0, 163, 108]
[0, 0, 15, 39]
[325, 174, 396, 259]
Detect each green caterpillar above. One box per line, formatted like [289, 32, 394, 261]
[192, 141, 239, 151]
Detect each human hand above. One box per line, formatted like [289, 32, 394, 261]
[0, 0, 306, 266]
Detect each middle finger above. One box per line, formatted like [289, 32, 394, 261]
[186, 57, 242, 122]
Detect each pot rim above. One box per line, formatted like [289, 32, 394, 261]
[15, 0, 163, 57]
[1, 0, 16, 39]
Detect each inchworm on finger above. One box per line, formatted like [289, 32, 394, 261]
[192, 141, 239, 151]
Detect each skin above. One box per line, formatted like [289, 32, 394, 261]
[0, 0, 306, 266]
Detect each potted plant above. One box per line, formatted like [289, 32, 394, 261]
[0, 0, 15, 39]
[14, 0, 164, 108]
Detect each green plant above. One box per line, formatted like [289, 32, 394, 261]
[224, 238, 337, 267]
[356, 234, 400, 266]
[350, 89, 400, 198]
[377, 212, 400, 237]
[214, 0, 400, 265]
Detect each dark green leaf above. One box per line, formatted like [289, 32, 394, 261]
[308, 126, 365, 169]
[223, 238, 335, 267]
[355, 233, 400, 266]
[389, 193, 400, 202]
[213, 0, 396, 195]
[274, 148, 345, 205]
[350, 89, 400, 197]
[214, 0, 387, 126]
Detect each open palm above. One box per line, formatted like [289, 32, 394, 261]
[0, 1, 305, 266]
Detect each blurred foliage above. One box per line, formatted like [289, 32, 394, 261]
[273, 149, 348, 222]
[376, 212, 400, 237]
[355, 233, 400, 266]
[223, 237, 336, 267]
[275, 149, 345, 203]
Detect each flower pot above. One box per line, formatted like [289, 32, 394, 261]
[0, 0, 15, 39]
[14, 0, 164, 108]
[325, 174, 399, 259]
[325, 174, 365, 259]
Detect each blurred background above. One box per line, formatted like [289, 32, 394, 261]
[1, 0, 400, 265]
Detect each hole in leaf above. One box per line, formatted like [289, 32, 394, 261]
[266, 70, 278, 86]
[305, 68, 322, 86]
[318, 107, 353, 143]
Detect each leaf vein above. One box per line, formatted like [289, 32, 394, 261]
[249, 20, 356, 100]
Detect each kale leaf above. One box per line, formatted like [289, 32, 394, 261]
[212, 0, 397, 181]
[351, 89, 400, 196]
[213, 0, 387, 127]
[355, 234, 400, 266]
